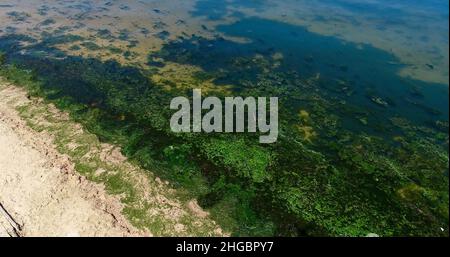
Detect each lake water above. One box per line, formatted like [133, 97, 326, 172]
[1, 0, 449, 236]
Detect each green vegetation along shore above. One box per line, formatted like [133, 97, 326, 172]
[1, 25, 448, 236]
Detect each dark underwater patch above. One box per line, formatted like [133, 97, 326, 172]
[150, 18, 448, 132]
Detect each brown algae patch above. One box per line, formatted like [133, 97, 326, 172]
[296, 109, 317, 143]
[150, 62, 234, 94]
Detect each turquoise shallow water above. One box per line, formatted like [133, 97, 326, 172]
[222, 18, 448, 121]
[150, 16, 448, 129]
[193, 0, 449, 82]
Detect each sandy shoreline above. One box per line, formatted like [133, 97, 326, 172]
[0, 79, 224, 237]
[0, 82, 143, 237]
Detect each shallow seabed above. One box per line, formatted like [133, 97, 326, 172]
[0, 0, 448, 237]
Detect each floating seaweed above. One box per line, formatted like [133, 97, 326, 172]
[38, 18, 56, 27]
[7, 11, 30, 22]
[156, 30, 170, 41]
[119, 4, 130, 11]
[80, 41, 101, 51]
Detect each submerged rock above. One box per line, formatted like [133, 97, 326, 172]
[371, 96, 389, 107]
